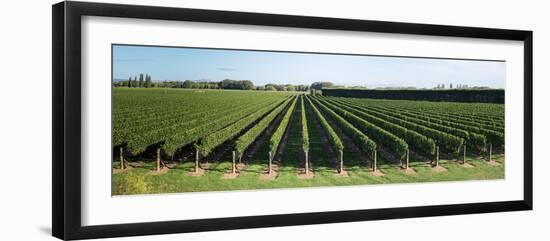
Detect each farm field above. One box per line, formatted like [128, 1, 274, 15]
[112, 88, 505, 195]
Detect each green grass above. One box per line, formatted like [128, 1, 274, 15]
[112, 99, 504, 195]
[113, 155, 504, 195]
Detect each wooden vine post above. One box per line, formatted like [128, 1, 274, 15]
[373, 150, 377, 172]
[304, 151, 309, 175]
[119, 147, 124, 170]
[195, 148, 200, 174]
[489, 143, 493, 161]
[435, 146, 439, 167]
[405, 149, 410, 169]
[232, 151, 236, 174]
[339, 150, 344, 174]
[268, 151, 273, 175]
[463, 144, 467, 165]
[156, 148, 161, 172]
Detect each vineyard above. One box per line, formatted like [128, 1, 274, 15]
[112, 88, 505, 195]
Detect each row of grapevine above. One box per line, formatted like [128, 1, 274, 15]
[389, 105, 505, 133]
[325, 97, 464, 154]
[195, 97, 291, 157]
[338, 97, 503, 149]
[125, 98, 278, 155]
[426, 109, 504, 128]
[307, 96, 377, 159]
[384, 106, 504, 147]
[363, 99, 505, 130]
[268, 96, 298, 155]
[113, 88, 504, 175]
[115, 94, 233, 125]
[115, 89, 262, 127]
[393, 102, 505, 124]
[304, 96, 344, 154]
[310, 97, 407, 159]
[163, 99, 279, 155]
[117, 106, 210, 132]
[113, 93, 286, 155]
[336, 98, 486, 152]
[301, 95, 311, 174]
[317, 97, 436, 156]
[235, 97, 295, 157]
[301, 95, 310, 153]
[387, 103, 504, 127]
[339, 96, 504, 125]
[114, 89, 290, 155]
[114, 101, 231, 147]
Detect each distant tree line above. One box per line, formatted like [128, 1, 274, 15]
[182, 80, 221, 89]
[181, 79, 310, 92]
[114, 73, 153, 88]
[218, 79, 255, 90]
[258, 84, 309, 92]
[114, 78, 312, 92]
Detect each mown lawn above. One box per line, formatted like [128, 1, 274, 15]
[112, 154, 504, 195]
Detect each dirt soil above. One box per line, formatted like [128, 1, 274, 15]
[188, 168, 205, 176]
[487, 160, 501, 166]
[400, 167, 416, 174]
[147, 167, 170, 175]
[432, 165, 448, 172]
[265, 164, 280, 172]
[370, 169, 385, 177]
[335, 170, 349, 177]
[200, 162, 213, 170]
[298, 170, 315, 179]
[460, 162, 475, 168]
[236, 163, 246, 170]
[113, 166, 132, 174]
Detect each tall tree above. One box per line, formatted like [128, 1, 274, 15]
[241, 80, 255, 90]
[139, 74, 144, 88]
[265, 85, 277, 91]
[183, 80, 193, 88]
[145, 74, 152, 88]
[285, 84, 296, 91]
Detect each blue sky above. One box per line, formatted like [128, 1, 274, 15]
[113, 45, 506, 89]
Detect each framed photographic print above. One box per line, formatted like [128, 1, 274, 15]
[52, 1, 533, 240]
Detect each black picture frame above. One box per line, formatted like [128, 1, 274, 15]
[52, 1, 533, 240]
